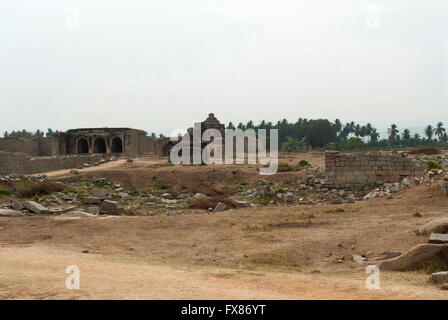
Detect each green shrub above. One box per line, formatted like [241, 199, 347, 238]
[0, 187, 10, 195]
[240, 181, 248, 186]
[426, 161, 442, 170]
[344, 137, 365, 151]
[298, 160, 310, 167]
[279, 163, 289, 168]
[154, 183, 169, 190]
[276, 187, 286, 193]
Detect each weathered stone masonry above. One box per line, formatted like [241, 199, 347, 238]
[325, 151, 425, 187]
[0, 151, 105, 175]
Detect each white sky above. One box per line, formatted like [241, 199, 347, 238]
[1, 0, 447, 136]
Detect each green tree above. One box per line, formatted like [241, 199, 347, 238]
[435, 122, 445, 142]
[301, 119, 337, 148]
[387, 124, 399, 145]
[402, 129, 411, 145]
[424, 125, 434, 141]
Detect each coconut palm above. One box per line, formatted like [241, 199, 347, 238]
[435, 122, 446, 142]
[402, 129, 411, 145]
[424, 125, 434, 141]
[387, 124, 399, 145]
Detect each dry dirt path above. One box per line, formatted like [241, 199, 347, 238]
[0, 245, 446, 300]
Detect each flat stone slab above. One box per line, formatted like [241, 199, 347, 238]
[0, 209, 24, 217]
[84, 196, 101, 204]
[432, 271, 448, 283]
[429, 233, 448, 244]
[23, 201, 49, 214]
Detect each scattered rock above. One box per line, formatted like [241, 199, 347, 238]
[441, 283, 448, 290]
[82, 249, 89, 253]
[284, 193, 295, 203]
[431, 271, 448, 283]
[23, 201, 49, 214]
[11, 199, 24, 211]
[70, 169, 79, 175]
[235, 200, 250, 208]
[85, 206, 100, 215]
[84, 196, 101, 204]
[100, 200, 118, 214]
[193, 193, 208, 199]
[429, 233, 448, 244]
[0, 209, 24, 217]
[213, 202, 227, 212]
[167, 211, 177, 216]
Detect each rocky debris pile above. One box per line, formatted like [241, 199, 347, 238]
[362, 177, 421, 201]
[408, 153, 448, 169]
[0, 173, 48, 184]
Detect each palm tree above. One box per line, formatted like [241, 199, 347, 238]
[334, 119, 342, 134]
[227, 122, 236, 130]
[402, 129, 411, 145]
[370, 128, 379, 143]
[412, 133, 421, 145]
[435, 122, 446, 142]
[387, 124, 399, 145]
[424, 125, 434, 141]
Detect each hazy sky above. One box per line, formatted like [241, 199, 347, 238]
[1, 0, 447, 136]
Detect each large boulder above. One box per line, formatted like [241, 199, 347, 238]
[418, 218, 448, 235]
[380, 244, 448, 271]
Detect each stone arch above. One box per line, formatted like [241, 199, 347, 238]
[93, 137, 107, 153]
[111, 137, 123, 153]
[76, 137, 89, 154]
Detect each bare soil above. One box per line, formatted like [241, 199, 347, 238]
[1, 153, 448, 299]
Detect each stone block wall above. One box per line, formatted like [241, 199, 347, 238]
[0, 151, 105, 175]
[325, 151, 425, 187]
[0, 137, 40, 156]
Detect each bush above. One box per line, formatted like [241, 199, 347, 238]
[0, 187, 10, 195]
[276, 187, 286, 193]
[426, 161, 442, 170]
[18, 182, 65, 198]
[344, 137, 365, 151]
[188, 196, 236, 210]
[281, 138, 301, 152]
[240, 181, 248, 186]
[154, 183, 169, 190]
[298, 160, 310, 167]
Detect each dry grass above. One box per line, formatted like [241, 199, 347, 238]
[18, 181, 65, 198]
[188, 196, 236, 210]
[408, 147, 441, 155]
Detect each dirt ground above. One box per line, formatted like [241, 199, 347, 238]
[1, 152, 448, 299]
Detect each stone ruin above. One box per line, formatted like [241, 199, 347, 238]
[325, 150, 426, 188]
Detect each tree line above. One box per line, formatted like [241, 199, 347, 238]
[3, 128, 61, 138]
[3, 121, 447, 151]
[225, 119, 448, 151]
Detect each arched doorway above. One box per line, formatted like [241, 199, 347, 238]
[93, 137, 107, 153]
[111, 137, 123, 153]
[77, 138, 89, 154]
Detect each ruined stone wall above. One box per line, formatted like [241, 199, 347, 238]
[0, 151, 105, 175]
[0, 138, 40, 156]
[138, 136, 156, 155]
[325, 151, 425, 187]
